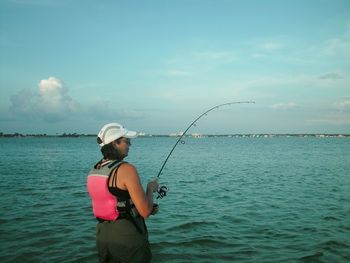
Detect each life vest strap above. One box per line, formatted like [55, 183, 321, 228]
[96, 212, 128, 223]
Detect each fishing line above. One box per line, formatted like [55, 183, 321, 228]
[156, 101, 255, 199]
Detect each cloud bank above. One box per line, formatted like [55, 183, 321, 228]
[9, 77, 81, 122]
[319, 72, 344, 81]
[270, 102, 297, 110]
[5, 77, 148, 130]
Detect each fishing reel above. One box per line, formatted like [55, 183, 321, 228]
[156, 185, 168, 199]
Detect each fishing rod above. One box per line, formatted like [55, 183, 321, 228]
[156, 101, 255, 199]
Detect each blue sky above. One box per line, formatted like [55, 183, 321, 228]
[1, 0, 349, 134]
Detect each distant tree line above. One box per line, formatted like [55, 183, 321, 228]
[0, 132, 95, 137]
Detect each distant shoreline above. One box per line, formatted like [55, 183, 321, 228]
[0, 132, 349, 138]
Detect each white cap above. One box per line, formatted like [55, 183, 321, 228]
[97, 123, 138, 146]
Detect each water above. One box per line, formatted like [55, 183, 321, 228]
[0, 137, 349, 262]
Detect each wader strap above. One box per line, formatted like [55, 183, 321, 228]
[126, 199, 144, 234]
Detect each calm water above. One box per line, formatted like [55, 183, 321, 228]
[0, 137, 349, 262]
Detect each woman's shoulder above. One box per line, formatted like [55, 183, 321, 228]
[119, 162, 138, 176]
[118, 163, 141, 186]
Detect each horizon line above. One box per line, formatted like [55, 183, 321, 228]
[1, 132, 349, 137]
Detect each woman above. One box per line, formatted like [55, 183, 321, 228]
[87, 123, 159, 263]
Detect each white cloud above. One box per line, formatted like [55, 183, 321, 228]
[250, 53, 266, 58]
[306, 98, 350, 126]
[158, 50, 236, 78]
[260, 42, 283, 51]
[37, 77, 80, 115]
[334, 98, 350, 110]
[193, 51, 236, 62]
[270, 102, 296, 110]
[164, 51, 236, 67]
[242, 71, 348, 91]
[324, 38, 350, 58]
[306, 113, 350, 125]
[39, 77, 63, 93]
[323, 23, 350, 58]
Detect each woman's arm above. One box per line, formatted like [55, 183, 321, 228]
[118, 163, 158, 218]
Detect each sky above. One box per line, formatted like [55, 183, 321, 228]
[1, 0, 349, 135]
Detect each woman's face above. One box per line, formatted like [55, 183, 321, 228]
[113, 137, 131, 158]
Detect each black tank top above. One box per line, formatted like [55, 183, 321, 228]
[108, 163, 131, 201]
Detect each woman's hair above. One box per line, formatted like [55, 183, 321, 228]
[98, 137, 124, 160]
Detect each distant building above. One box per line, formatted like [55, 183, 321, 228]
[191, 133, 204, 138]
[169, 132, 184, 137]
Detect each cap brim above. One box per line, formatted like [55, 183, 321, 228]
[124, 130, 138, 138]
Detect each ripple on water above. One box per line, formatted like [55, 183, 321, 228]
[165, 220, 215, 231]
[299, 252, 324, 263]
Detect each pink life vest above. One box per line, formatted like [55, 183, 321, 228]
[87, 160, 124, 221]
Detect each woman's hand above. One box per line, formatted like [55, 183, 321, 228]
[151, 203, 159, 215]
[147, 178, 159, 193]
